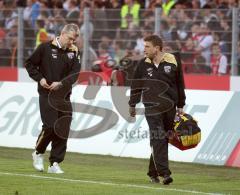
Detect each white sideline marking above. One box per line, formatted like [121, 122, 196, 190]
[0, 172, 225, 195]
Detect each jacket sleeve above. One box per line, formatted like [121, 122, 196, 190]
[25, 44, 44, 82]
[128, 60, 143, 107]
[62, 50, 81, 87]
[174, 52, 186, 108]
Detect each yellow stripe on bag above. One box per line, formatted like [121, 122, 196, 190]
[180, 132, 201, 147]
[174, 115, 189, 130]
[181, 116, 188, 122]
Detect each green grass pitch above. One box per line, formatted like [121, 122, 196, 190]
[0, 147, 239, 195]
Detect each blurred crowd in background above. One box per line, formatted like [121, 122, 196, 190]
[0, 0, 240, 80]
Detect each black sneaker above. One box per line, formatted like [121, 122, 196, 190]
[162, 175, 173, 185]
[150, 176, 160, 183]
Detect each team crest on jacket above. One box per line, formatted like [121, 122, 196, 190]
[147, 67, 153, 77]
[52, 54, 57, 59]
[67, 52, 74, 59]
[164, 65, 171, 73]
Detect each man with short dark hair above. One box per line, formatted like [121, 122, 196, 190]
[129, 34, 186, 184]
[25, 23, 81, 174]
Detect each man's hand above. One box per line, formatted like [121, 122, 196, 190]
[40, 78, 50, 89]
[49, 82, 63, 91]
[129, 106, 136, 117]
[176, 107, 184, 116]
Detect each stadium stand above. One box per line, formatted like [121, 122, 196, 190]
[0, 0, 239, 89]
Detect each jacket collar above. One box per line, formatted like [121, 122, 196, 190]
[51, 36, 63, 49]
[144, 53, 177, 66]
[51, 37, 78, 53]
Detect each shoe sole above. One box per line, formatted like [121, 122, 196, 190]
[47, 168, 64, 174]
[33, 165, 44, 172]
[47, 171, 64, 174]
[35, 169, 44, 172]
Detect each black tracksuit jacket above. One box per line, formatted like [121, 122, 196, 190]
[25, 40, 81, 97]
[129, 52, 186, 113]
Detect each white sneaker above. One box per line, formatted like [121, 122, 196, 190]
[47, 162, 64, 174]
[32, 151, 44, 172]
